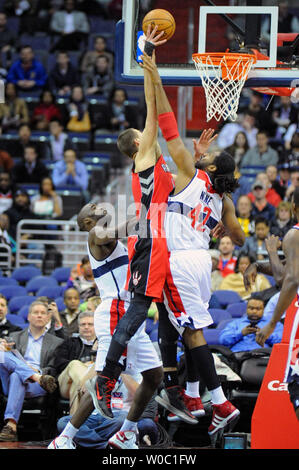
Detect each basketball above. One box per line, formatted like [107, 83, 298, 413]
[142, 9, 176, 41]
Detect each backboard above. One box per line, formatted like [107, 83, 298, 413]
[115, 0, 299, 89]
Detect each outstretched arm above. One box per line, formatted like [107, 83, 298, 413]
[221, 194, 245, 246]
[90, 215, 137, 246]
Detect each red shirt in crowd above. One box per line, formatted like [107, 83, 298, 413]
[247, 188, 281, 207]
[218, 256, 237, 277]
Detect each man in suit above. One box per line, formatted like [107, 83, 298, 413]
[0, 301, 63, 441]
[11, 144, 49, 186]
[0, 294, 21, 339]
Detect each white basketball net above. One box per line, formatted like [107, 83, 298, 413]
[193, 54, 256, 122]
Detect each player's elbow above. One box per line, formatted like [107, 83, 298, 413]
[231, 231, 246, 247]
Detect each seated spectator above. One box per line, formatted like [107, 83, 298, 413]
[0, 12, 18, 62]
[11, 144, 49, 185]
[50, 0, 90, 52]
[250, 180, 276, 222]
[0, 83, 29, 132]
[0, 294, 21, 338]
[86, 296, 101, 312]
[236, 195, 255, 238]
[30, 176, 63, 219]
[47, 118, 74, 161]
[244, 91, 276, 136]
[219, 253, 271, 300]
[285, 169, 299, 201]
[59, 287, 81, 337]
[0, 300, 63, 441]
[98, 87, 138, 131]
[0, 212, 15, 253]
[261, 0, 299, 42]
[225, 131, 249, 169]
[82, 55, 114, 99]
[217, 111, 258, 149]
[4, 0, 39, 34]
[217, 236, 237, 278]
[241, 216, 270, 260]
[9, 123, 49, 159]
[248, 171, 281, 208]
[31, 90, 62, 131]
[6, 45, 48, 92]
[279, 131, 299, 170]
[240, 130, 278, 170]
[4, 189, 36, 241]
[266, 164, 285, 200]
[0, 149, 14, 174]
[270, 201, 294, 239]
[48, 50, 81, 96]
[55, 310, 97, 414]
[272, 96, 298, 140]
[52, 148, 89, 192]
[66, 85, 91, 132]
[66, 255, 97, 301]
[209, 249, 223, 292]
[36, 297, 65, 340]
[276, 163, 292, 200]
[219, 296, 283, 352]
[0, 172, 14, 214]
[283, 121, 298, 150]
[80, 35, 114, 74]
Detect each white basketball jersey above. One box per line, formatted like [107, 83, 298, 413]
[87, 240, 130, 302]
[165, 169, 223, 251]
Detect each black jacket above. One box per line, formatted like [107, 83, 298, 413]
[54, 335, 96, 375]
[11, 160, 49, 185]
[0, 319, 21, 339]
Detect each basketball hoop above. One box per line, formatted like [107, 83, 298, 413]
[192, 52, 257, 122]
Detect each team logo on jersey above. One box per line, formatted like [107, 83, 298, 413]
[132, 271, 142, 286]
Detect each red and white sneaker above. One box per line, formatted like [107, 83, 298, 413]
[167, 391, 205, 422]
[208, 400, 240, 435]
[108, 431, 138, 449]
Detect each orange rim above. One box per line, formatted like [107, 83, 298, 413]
[192, 52, 257, 81]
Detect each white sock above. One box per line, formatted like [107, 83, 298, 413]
[185, 381, 200, 398]
[209, 386, 227, 405]
[120, 419, 138, 433]
[61, 422, 78, 439]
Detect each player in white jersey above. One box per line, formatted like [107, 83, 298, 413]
[245, 187, 299, 421]
[141, 52, 246, 441]
[48, 202, 163, 449]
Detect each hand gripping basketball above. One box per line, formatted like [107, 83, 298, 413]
[144, 25, 167, 57]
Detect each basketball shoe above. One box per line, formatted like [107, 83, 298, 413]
[48, 435, 76, 449]
[155, 385, 198, 424]
[108, 431, 138, 449]
[86, 375, 116, 419]
[208, 400, 240, 435]
[167, 390, 205, 421]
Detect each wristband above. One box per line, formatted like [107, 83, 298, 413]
[144, 41, 155, 57]
[158, 112, 179, 142]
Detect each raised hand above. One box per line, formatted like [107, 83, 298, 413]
[193, 129, 218, 160]
[145, 24, 167, 47]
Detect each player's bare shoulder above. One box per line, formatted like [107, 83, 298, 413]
[282, 225, 299, 255]
[134, 142, 161, 173]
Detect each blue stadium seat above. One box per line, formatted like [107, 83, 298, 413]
[8, 295, 37, 314]
[11, 266, 42, 285]
[264, 275, 276, 287]
[26, 276, 58, 295]
[6, 313, 27, 329]
[216, 318, 234, 330]
[226, 302, 247, 318]
[17, 305, 30, 322]
[55, 297, 66, 312]
[51, 267, 71, 284]
[36, 286, 63, 299]
[0, 278, 19, 286]
[210, 290, 242, 309]
[208, 308, 232, 328]
[0, 285, 27, 301]
[19, 33, 51, 50]
[203, 328, 221, 345]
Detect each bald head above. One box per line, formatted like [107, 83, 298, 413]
[77, 203, 110, 232]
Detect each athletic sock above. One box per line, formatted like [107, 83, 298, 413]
[61, 422, 78, 440]
[188, 344, 222, 392]
[164, 370, 179, 389]
[120, 419, 138, 433]
[209, 386, 227, 405]
[186, 381, 200, 398]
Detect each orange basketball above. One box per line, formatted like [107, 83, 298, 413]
[142, 9, 176, 41]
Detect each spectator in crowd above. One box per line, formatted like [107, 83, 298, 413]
[0, 213, 14, 252]
[250, 180, 276, 222]
[224, 131, 249, 169]
[9, 123, 48, 159]
[0, 294, 21, 338]
[0, 83, 29, 132]
[276, 163, 292, 200]
[55, 372, 159, 448]
[80, 35, 114, 74]
[219, 297, 283, 353]
[283, 120, 298, 150]
[4, 0, 39, 34]
[217, 111, 258, 149]
[48, 50, 81, 96]
[37, 297, 66, 340]
[244, 91, 275, 136]
[54, 310, 97, 414]
[0, 149, 14, 174]
[248, 171, 281, 208]
[66, 85, 91, 132]
[11, 144, 49, 185]
[82, 55, 114, 99]
[50, 0, 90, 51]
[285, 169, 299, 202]
[209, 249, 223, 292]
[266, 164, 286, 200]
[31, 89, 62, 131]
[0, 300, 63, 441]
[241, 216, 270, 260]
[261, 0, 299, 42]
[85, 296, 101, 313]
[240, 130, 279, 169]
[0, 172, 14, 214]
[270, 201, 294, 239]
[6, 45, 48, 92]
[280, 131, 299, 169]
[47, 118, 74, 161]
[99, 87, 138, 131]
[4, 189, 36, 241]
[66, 255, 97, 301]
[52, 148, 89, 192]
[218, 253, 271, 300]
[59, 287, 81, 337]
[272, 96, 298, 140]
[217, 235, 237, 278]
[0, 12, 18, 60]
[236, 195, 255, 238]
[30, 176, 63, 219]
